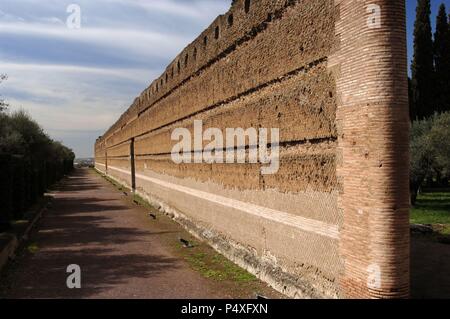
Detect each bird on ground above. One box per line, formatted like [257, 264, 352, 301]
[179, 238, 193, 248]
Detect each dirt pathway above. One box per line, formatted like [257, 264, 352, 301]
[411, 235, 450, 299]
[0, 169, 277, 299]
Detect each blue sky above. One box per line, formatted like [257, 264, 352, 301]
[0, 0, 448, 158]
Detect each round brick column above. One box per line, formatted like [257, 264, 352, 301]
[330, 0, 410, 298]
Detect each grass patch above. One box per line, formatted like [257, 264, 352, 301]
[411, 191, 450, 236]
[132, 193, 154, 211]
[2, 196, 51, 237]
[183, 249, 256, 283]
[27, 242, 39, 254]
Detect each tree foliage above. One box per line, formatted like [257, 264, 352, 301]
[434, 4, 450, 113]
[410, 2, 450, 120]
[411, 0, 435, 120]
[0, 110, 75, 231]
[428, 112, 450, 177]
[410, 112, 450, 204]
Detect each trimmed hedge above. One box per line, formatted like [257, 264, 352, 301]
[0, 110, 75, 232]
[0, 153, 13, 231]
[0, 153, 74, 231]
[12, 156, 26, 220]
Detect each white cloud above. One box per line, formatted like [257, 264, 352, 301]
[104, 0, 230, 19]
[0, 0, 231, 157]
[37, 17, 65, 25]
[1, 62, 159, 134]
[0, 9, 25, 22]
[0, 22, 189, 60]
[0, 62, 152, 81]
[9, 97, 119, 131]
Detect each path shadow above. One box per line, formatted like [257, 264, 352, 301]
[36, 212, 177, 248]
[51, 197, 129, 214]
[2, 248, 180, 299]
[411, 235, 450, 299]
[0, 168, 183, 299]
[55, 169, 104, 192]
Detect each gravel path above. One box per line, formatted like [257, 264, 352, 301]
[0, 169, 227, 299]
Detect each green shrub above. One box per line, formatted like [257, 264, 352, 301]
[411, 112, 450, 204]
[12, 156, 26, 219]
[0, 153, 13, 231]
[0, 111, 75, 224]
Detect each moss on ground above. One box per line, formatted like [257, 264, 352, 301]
[27, 242, 39, 254]
[183, 251, 256, 283]
[411, 190, 450, 240]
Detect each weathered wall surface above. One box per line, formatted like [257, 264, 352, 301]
[95, 0, 410, 298]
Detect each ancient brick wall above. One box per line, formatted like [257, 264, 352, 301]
[95, 0, 410, 298]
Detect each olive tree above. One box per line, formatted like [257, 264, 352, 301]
[410, 112, 450, 205]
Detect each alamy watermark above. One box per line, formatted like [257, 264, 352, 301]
[66, 4, 81, 29]
[171, 120, 280, 175]
[367, 264, 382, 290]
[66, 264, 81, 289]
[367, 4, 381, 29]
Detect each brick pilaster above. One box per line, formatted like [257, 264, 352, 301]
[330, 0, 410, 298]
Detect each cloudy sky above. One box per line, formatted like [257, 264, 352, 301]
[0, 0, 447, 158]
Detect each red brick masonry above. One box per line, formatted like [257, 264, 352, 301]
[95, 0, 410, 298]
[331, 0, 410, 298]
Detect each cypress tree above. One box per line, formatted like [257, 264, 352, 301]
[411, 0, 435, 120]
[434, 4, 450, 113]
[408, 77, 416, 121]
